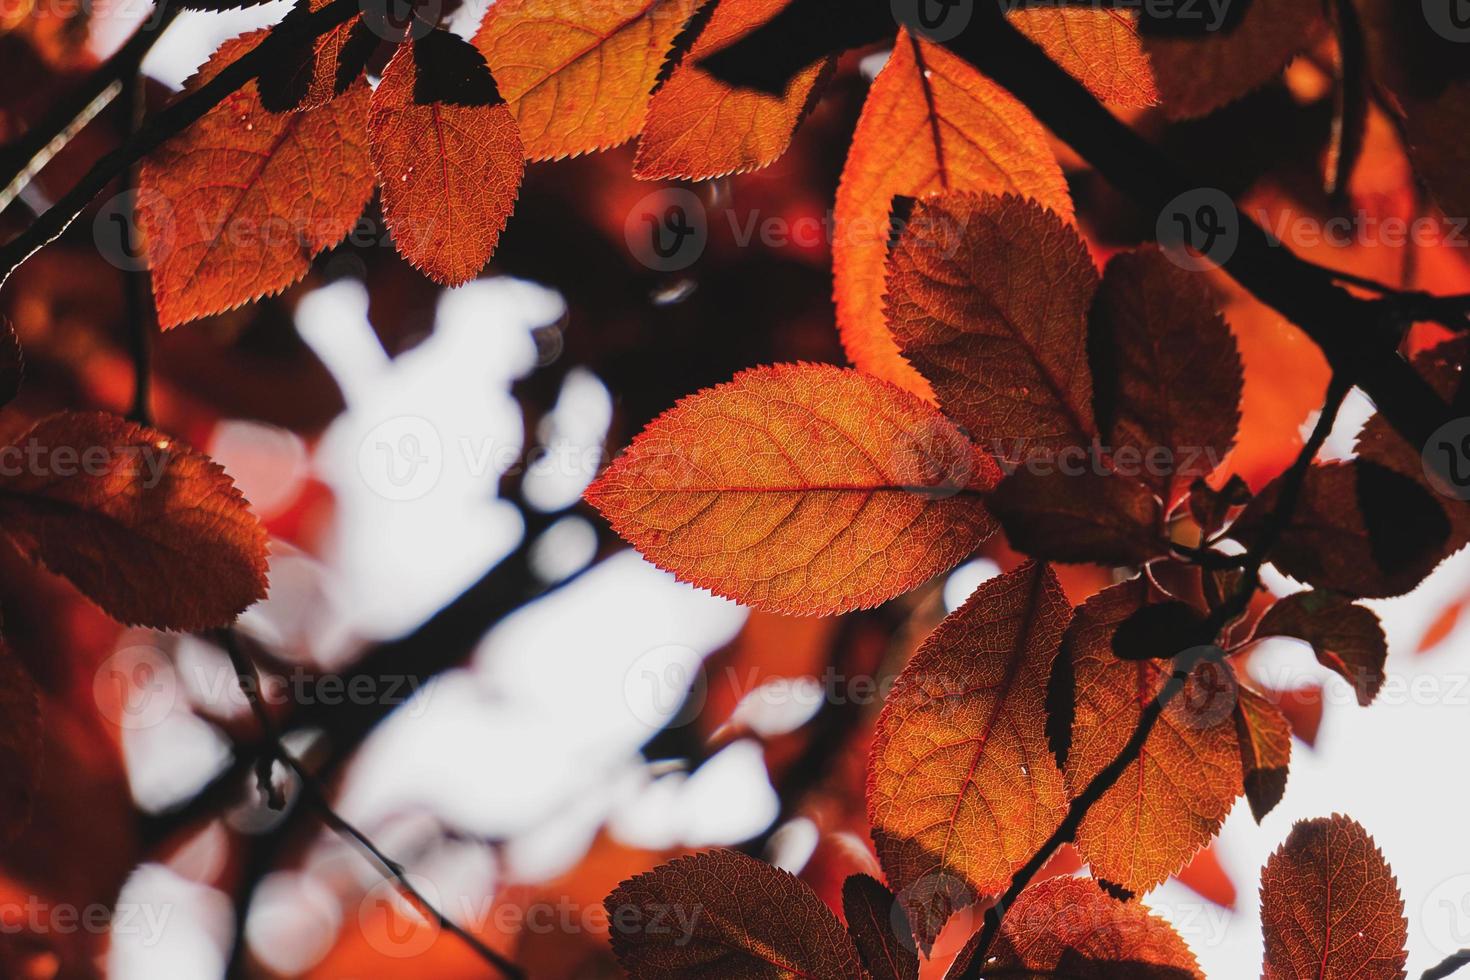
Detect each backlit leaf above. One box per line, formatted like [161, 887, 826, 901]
[0, 639, 40, 845]
[987, 465, 1166, 567]
[1089, 248, 1242, 507]
[955, 876, 1203, 979]
[1010, 8, 1158, 107]
[633, 0, 833, 180]
[369, 31, 525, 286]
[1234, 685, 1291, 823]
[1256, 590, 1388, 707]
[1260, 815, 1408, 980]
[887, 193, 1098, 458]
[1144, 0, 1329, 118]
[869, 561, 1070, 948]
[1063, 578, 1242, 894]
[834, 31, 1072, 400]
[584, 363, 998, 615]
[842, 874, 918, 980]
[257, 0, 377, 113]
[0, 412, 269, 630]
[1230, 460, 1451, 599]
[474, 0, 698, 160]
[138, 30, 375, 328]
[604, 849, 864, 978]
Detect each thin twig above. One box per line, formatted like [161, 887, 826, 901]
[1425, 949, 1470, 980]
[954, 376, 1351, 977]
[213, 628, 525, 980]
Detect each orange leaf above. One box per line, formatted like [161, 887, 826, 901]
[1256, 591, 1388, 707]
[0, 412, 269, 630]
[1234, 684, 1291, 823]
[369, 31, 526, 286]
[257, 0, 376, 112]
[633, 0, 833, 180]
[1260, 815, 1408, 980]
[604, 850, 864, 977]
[1010, 8, 1158, 107]
[956, 876, 1203, 978]
[1090, 248, 1242, 508]
[842, 874, 918, 980]
[1062, 578, 1241, 894]
[888, 193, 1097, 458]
[869, 561, 1070, 948]
[0, 640, 40, 846]
[1144, 0, 1329, 118]
[474, 0, 698, 161]
[584, 363, 997, 615]
[834, 32, 1072, 400]
[139, 30, 375, 328]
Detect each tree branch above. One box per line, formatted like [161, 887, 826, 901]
[1425, 949, 1470, 980]
[953, 375, 1352, 976]
[214, 627, 525, 980]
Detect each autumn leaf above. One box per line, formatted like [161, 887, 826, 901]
[869, 561, 1070, 948]
[1089, 248, 1242, 508]
[0, 412, 269, 630]
[1260, 815, 1408, 980]
[474, 0, 697, 161]
[887, 193, 1098, 458]
[842, 874, 918, 980]
[1009, 8, 1158, 107]
[257, 0, 377, 113]
[1230, 460, 1452, 599]
[833, 31, 1072, 400]
[138, 29, 375, 328]
[633, 0, 833, 180]
[584, 363, 998, 616]
[1255, 590, 1388, 707]
[986, 465, 1166, 567]
[1234, 685, 1291, 823]
[1143, 0, 1329, 118]
[369, 30, 525, 287]
[954, 876, 1203, 979]
[0, 639, 40, 845]
[604, 849, 864, 977]
[1062, 578, 1242, 894]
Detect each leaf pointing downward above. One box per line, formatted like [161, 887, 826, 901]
[584, 363, 997, 615]
[834, 31, 1072, 401]
[369, 31, 525, 286]
[842, 874, 919, 980]
[869, 561, 1070, 949]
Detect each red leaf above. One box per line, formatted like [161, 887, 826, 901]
[604, 850, 864, 978]
[1010, 8, 1158, 107]
[138, 30, 375, 328]
[1090, 248, 1242, 508]
[1062, 578, 1242, 894]
[887, 193, 1098, 458]
[369, 32, 525, 286]
[0, 412, 269, 630]
[869, 561, 1070, 948]
[0, 639, 40, 845]
[1256, 590, 1388, 707]
[986, 465, 1166, 567]
[834, 31, 1072, 400]
[1260, 815, 1408, 980]
[1234, 685, 1292, 823]
[633, 0, 833, 180]
[257, 0, 376, 112]
[842, 874, 919, 980]
[474, 0, 699, 161]
[956, 876, 1203, 978]
[584, 363, 998, 615]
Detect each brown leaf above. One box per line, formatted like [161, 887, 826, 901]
[869, 561, 1070, 948]
[0, 412, 269, 630]
[0, 316, 22, 408]
[842, 874, 918, 980]
[0, 639, 40, 845]
[1234, 685, 1291, 823]
[987, 465, 1166, 567]
[1260, 815, 1408, 980]
[1256, 590, 1388, 706]
[887, 193, 1098, 458]
[604, 849, 864, 978]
